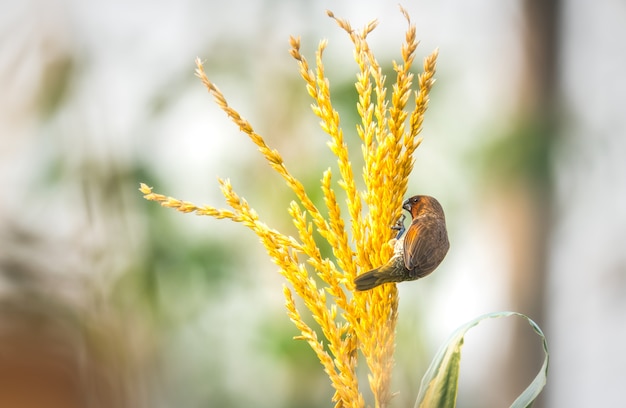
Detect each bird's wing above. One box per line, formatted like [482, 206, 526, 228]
[402, 216, 442, 272]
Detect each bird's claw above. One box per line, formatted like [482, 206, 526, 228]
[391, 214, 406, 239]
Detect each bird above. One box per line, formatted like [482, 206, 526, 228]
[354, 195, 449, 291]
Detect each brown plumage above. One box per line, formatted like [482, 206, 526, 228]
[354, 195, 449, 291]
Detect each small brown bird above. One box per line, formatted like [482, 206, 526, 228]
[354, 195, 449, 291]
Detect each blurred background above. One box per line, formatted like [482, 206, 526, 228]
[1, 0, 625, 407]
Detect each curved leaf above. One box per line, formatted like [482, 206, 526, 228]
[414, 311, 549, 408]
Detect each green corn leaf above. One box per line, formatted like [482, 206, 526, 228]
[414, 311, 549, 408]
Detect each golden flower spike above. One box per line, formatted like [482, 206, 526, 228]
[141, 7, 437, 407]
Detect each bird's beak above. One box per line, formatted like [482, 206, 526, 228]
[402, 198, 411, 212]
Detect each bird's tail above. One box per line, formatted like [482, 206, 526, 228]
[354, 265, 403, 291]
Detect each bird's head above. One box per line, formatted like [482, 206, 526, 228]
[402, 195, 445, 218]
